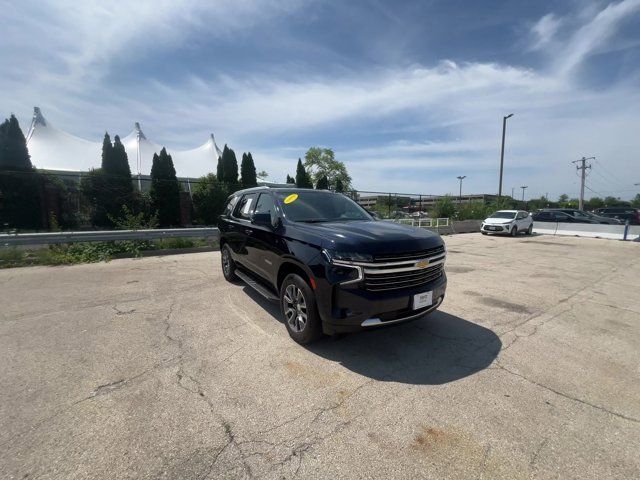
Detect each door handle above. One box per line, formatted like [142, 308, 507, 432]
[245, 228, 253, 235]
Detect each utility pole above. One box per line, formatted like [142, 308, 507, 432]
[456, 176, 466, 203]
[572, 156, 594, 210]
[520, 185, 528, 202]
[498, 113, 514, 198]
[511, 187, 515, 199]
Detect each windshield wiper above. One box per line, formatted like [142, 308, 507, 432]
[296, 219, 329, 223]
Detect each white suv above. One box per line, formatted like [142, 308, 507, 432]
[481, 210, 533, 236]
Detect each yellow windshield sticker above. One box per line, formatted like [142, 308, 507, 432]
[284, 193, 299, 204]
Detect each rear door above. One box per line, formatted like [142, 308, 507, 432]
[227, 193, 258, 268]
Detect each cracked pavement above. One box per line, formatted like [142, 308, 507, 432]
[1, 233, 639, 479]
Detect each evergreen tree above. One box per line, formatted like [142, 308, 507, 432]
[149, 148, 180, 226]
[0, 115, 41, 228]
[100, 132, 113, 171]
[0, 115, 33, 171]
[216, 155, 223, 180]
[220, 145, 239, 186]
[83, 132, 134, 227]
[286, 174, 295, 184]
[335, 178, 344, 193]
[111, 135, 132, 176]
[295, 158, 312, 188]
[316, 175, 329, 189]
[240, 152, 257, 188]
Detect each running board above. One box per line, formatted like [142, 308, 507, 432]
[236, 270, 279, 301]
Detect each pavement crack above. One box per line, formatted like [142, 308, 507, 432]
[529, 437, 549, 469]
[495, 361, 640, 423]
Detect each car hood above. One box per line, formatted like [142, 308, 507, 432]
[483, 217, 514, 225]
[286, 220, 443, 253]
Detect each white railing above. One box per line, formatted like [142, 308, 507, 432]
[392, 218, 449, 228]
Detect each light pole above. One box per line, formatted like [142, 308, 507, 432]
[456, 176, 466, 203]
[498, 113, 514, 198]
[520, 185, 528, 202]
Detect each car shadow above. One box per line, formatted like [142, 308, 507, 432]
[307, 311, 501, 385]
[243, 287, 500, 385]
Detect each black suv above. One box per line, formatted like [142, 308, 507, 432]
[594, 207, 640, 225]
[218, 187, 447, 344]
[533, 208, 619, 224]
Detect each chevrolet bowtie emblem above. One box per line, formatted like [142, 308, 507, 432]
[415, 259, 429, 269]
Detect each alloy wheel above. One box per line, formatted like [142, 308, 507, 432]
[283, 284, 307, 332]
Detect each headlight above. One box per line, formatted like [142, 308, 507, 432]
[323, 250, 373, 263]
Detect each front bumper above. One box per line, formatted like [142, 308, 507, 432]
[481, 223, 510, 233]
[319, 272, 447, 334]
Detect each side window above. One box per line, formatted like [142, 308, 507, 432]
[254, 193, 277, 225]
[517, 212, 526, 220]
[234, 194, 257, 220]
[223, 196, 238, 217]
[537, 212, 551, 221]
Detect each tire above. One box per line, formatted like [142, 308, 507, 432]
[280, 274, 323, 344]
[481, 231, 488, 235]
[526, 224, 533, 235]
[510, 226, 518, 237]
[221, 244, 238, 282]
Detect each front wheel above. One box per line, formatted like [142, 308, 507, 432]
[221, 244, 238, 281]
[280, 274, 322, 344]
[510, 226, 518, 237]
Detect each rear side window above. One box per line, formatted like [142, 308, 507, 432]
[536, 212, 552, 221]
[234, 193, 257, 220]
[223, 196, 238, 217]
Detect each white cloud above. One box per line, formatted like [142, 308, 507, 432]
[555, 0, 640, 75]
[530, 13, 562, 50]
[1, 0, 639, 200]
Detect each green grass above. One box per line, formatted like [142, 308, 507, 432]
[0, 238, 218, 269]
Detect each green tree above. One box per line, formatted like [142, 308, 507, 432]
[221, 145, 238, 186]
[303, 147, 352, 190]
[456, 201, 490, 220]
[315, 175, 329, 189]
[558, 194, 569, 204]
[216, 156, 223, 180]
[286, 174, 295, 184]
[149, 148, 180, 226]
[295, 158, 313, 188]
[82, 133, 133, 227]
[240, 152, 257, 188]
[0, 114, 33, 170]
[433, 195, 456, 218]
[631, 194, 640, 208]
[192, 173, 228, 225]
[585, 197, 604, 209]
[335, 178, 345, 193]
[0, 115, 42, 229]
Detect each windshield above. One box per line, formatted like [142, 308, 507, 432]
[275, 191, 372, 223]
[488, 211, 516, 219]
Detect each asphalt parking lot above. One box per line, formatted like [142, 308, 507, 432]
[1, 233, 639, 479]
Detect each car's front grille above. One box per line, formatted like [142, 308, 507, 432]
[373, 245, 445, 263]
[364, 263, 444, 292]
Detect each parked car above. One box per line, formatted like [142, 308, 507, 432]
[218, 187, 447, 344]
[594, 207, 640, 225]
[481, 210, 533, 236]
[532, 210, 598, 223]
[538, 208, 621, 224]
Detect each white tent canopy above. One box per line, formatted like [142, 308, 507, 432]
[25, 107, 223, 177]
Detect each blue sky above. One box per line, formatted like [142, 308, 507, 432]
[2, 0, 640, 199]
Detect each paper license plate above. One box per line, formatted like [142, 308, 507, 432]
[413, 291, 433, 310]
